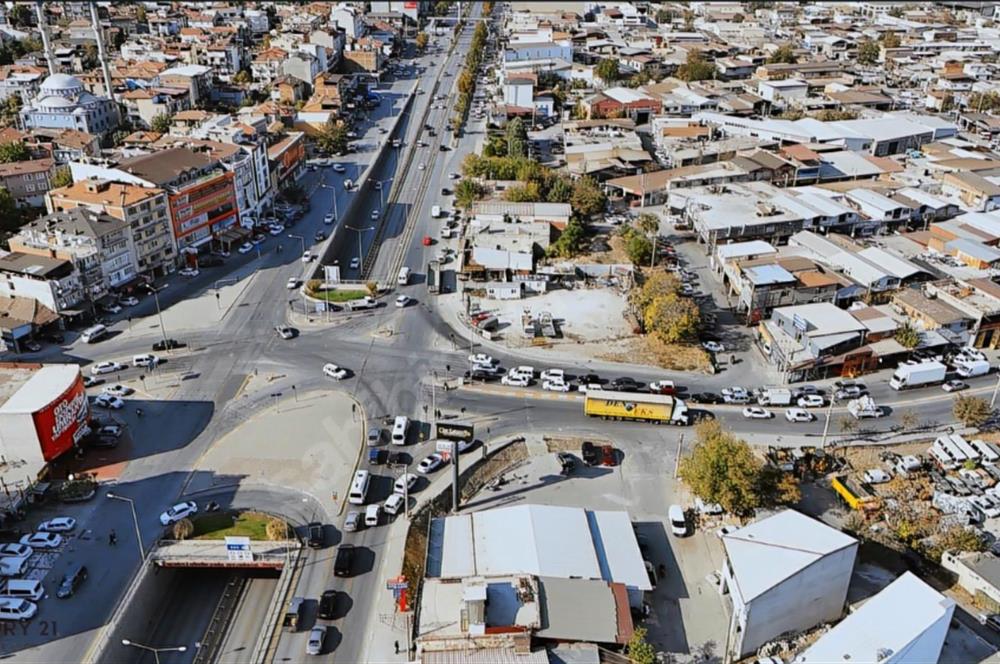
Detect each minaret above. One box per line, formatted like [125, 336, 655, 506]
[35, 0, 57, 75]
[89, 1, 116, 103]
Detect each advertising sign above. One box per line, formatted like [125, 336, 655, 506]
[32, 373, 88, 461]
[436, 422, 474, 443]
[225, 536, 253, 562]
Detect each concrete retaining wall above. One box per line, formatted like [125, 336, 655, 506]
[87, 563, 175, 664]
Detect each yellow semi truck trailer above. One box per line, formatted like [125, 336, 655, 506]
[584, 390, 690, 425]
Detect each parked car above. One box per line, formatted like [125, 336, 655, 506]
[0, 543, 31, 558]
[307, 522, 324, 548]
[38, 517, 76, 533]
[943, 380, 968, 392]
[90, 361, 124, 376]
[179, 267, 199, 277]
[796, 395, 825, 408]
[19, 532, 62, 549]
[395, 295, 410, 308]
[689, 392, 723, 405]
[159, 501, 197, 526]
[581, 441, 599, 466]
[742, 407, 772, 419]
[238, 242, 255, 254]
[343, 511, 361, 532]
[102, 384, 133, 397]
[609, 377, 640, 392]
[702, 341, 724, 353]
[94, 394, 124, 409]
[542, 380, 570, 392]
[287, 278, 300, 290]
[120, 296, 139, 307]
[417, 454, 444, 474]
[393, 473, 417, 494]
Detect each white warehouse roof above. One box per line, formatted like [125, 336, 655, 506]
[723, 509, 857, 601]
[0, 365, 80, 414]
[793, 572, 954, 664]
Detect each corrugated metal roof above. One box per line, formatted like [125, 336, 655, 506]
[794, 573, 954, 664]
[422, 646, 549, 664]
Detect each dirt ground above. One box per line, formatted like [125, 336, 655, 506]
[597, 336, 714, 372]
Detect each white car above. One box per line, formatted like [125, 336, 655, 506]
[542, 380, 570, 392]
[159, 501, 198, 526]
[0, 543, 31, 558]
[179, 267, 199, 277]
[323, 363, 348, 380]
[350, 257, 360, 269]
[94, 394, 124, 410]
[324, 213, 335, 224]
[501, 373, 530, 387]
[384, 493, 405, 516]
[469, 353, 496, 366]
[395, 295, 410, 308]
[275, 325, 295, 340]
[417, 454, 444, 474]
[91, 361, 124, 376]
[133, 354, 159, 368]
[103, 303, 123, 314]
[238, 242, 254, 254]
[287, 278, 300, 290]
[301, 251, 314, 263]
[332, 164, 346, 173]
[418, 163, 425, 170]
[120, 296, 139, 307]
[703, 341, 725, 353]
[577, 383, 602, 394]
[102, 384, 134, 397]
[943, 380, 968, 392]
[20, 532, 62, 549]
[370, 210, 380, 220]
[785, 408, 813, 423]
[742, 406, 772, 419]
[721, 386, 748, 398]
[540, 369, 565, 383]
[38, 517, 76, 533]
[393, 473, 418, 494]
[796, 395, 825, 408]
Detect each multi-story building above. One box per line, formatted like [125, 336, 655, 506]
[157, 64, 212, 107]
[0, 251, 85, 315]
[44, 179, 175, 279]
[0, 158, 57, 208]
[10, 207, 136, 302]
[0, 64, 46, 103]
[267, 132, 306, 197]
[193, 114, 273, 220]
[19, 74, 119, 141]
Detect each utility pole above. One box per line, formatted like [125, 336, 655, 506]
[991, 371, 1000, 409]
[820, 397, 835, 448]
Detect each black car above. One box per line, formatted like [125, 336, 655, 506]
[689, 392, 724, 405]
[307, 522, 324, 548]
[441, 188, 451, 196]
[581, 442, 599, 467]
[577, 373, 601, 385]
[369, 449, 388, 465]
[57, 564, 88, 598]
[318, 589, 338, 620]
[556, 452, 575, 475]
[199, 256, 225, 268]
[439, 144, 449, 151]
[334, 544, 355, 577]
[387, 451, 411, 466]
[609, 377, 640, 392]
[152, 339, 185, 351]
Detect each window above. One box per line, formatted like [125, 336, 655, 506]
[25, 184, 35, 192]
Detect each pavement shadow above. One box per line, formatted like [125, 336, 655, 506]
[638, 519, 692, 655]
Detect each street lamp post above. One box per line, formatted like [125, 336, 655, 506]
[374, 178, 392, 210]
[287, 234, 306, 256]
[106, 492, 144, 564]
[345, 225, 374, 272]
[121, 639, 187, 664]
[991, 371, 1000, 409]
[145, 284, 170, 352]
[820, 397, 835, 449]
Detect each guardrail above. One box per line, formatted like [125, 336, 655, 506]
[192, 575, 247, 664]
[254, 544, 306, 664]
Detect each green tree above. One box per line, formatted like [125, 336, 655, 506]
[768, 44, 798, 64]
[136, 4, 147, 22]
[635, 213, 660, 235]
[969, 91, 1000, 112]
[547, 218, 587, 258]
[546, 176, 573, 203]
[454, 179, 487, 209]
[233, 69, 252, 85]
[415, 32, 429, 51]
[505, 117, 528, 159]
[644, 291, 700, 343]
[624, 231, 653, 265]
[654, 8, 675, 24]
[595, 58, 620, 84]
[626, 627, 656, 664]
[683, 9, 695, 31]
[630, 270, 682, 315]
[857, 40, 880, 66]
[504, 181, 541, 202]
[281, 183, 306, 205]
[434, 0, 450, 15]
[50, 168, 73, 189]
[0, 141, 29, 163]
[570, 176, 606, 218]
[172, 518, 194, 540]
[953, 394, 993, 428]
[8, 4, 29, 27]
[881, 31, 902, 49]
[676, 49, 716, 82]
[316, 119, 350, 155]
[0, 94, 20, 127]
[731, 13, 744, 23]
[678, 421, 774, 518]
[150, 113, 173, 134]
[895, 322, 921, 349]
[0, 187, 21, 235]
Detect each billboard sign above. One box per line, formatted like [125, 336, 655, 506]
[225, 536, 253, 562]
[436, 422, 474, 443]
[32, 373, 89, 461]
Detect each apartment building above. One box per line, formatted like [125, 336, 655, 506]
[0, 158, 57, 208]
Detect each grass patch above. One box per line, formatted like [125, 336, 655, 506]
[191, 511, 286, 540]
[309, 289, 369, 303]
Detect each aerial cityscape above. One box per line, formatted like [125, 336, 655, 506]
[6, 1, 1000, 663]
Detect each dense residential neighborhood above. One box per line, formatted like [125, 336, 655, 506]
[6, 2, 1000, 664]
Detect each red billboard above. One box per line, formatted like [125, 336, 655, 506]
[404, 1, 418, 8]
[31, 373, 89, 461]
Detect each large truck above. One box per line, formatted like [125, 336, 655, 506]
[427, 259, 439, 294]
[756, 387, 792, 406]
[889, 360, 947, 390]
[584, 390, 689, 425]
[847, 395, 883, 419]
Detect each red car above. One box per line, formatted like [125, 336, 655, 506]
[422, 236, 433, 246]
[601, 445, 617, 467]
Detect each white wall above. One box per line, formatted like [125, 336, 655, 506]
[0, 411, 43, 470]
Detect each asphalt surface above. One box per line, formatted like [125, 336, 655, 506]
[4, 6, 996, 664]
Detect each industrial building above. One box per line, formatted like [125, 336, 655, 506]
[719, 509, 859, 658]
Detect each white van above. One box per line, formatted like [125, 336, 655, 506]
[132, 353, 159, 368]
[0, 597, 37, 621]
[364, 504, 381, 527]
[431, 205, 441, 218]
[391, 416, 409, 445]
[348, 470, 370, 505]
[0, 579, 43, 601]
[81, 324, 108, 344]
[384, 492, 405, 516]
[397, 267, 411, 285]
[668, 505, 688, 537]
[0, 556, 28, 578]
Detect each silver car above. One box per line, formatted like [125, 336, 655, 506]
[344, 511, 361, 532]
[306, 626, 326, 656]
